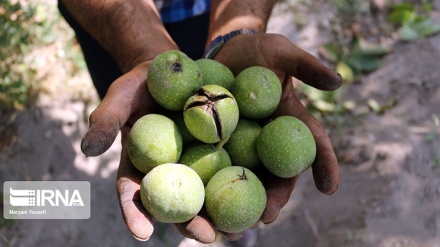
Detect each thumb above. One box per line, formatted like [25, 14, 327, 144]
[270, 34, 343, 91]
[81, 63, 155, 156]
[273, 76, 340, 194]
[215, 34, 343, 91]
[260, 175, 298, 224]
[174, 214, 217, 243]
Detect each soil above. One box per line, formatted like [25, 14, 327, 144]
[1, 1, 440, 247]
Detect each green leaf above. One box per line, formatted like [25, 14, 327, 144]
[359, 46, 392, 56]
[367, 98, 382, 113]
[358, 40, 392, 56]
[387, 3, 415, 24]
[318, 43, 341, 63]
[336, 61, 354, 83]
[35, 5, 47, 23]
[387, 9, 413, 24]
[412, 18, 440, 37]
[398, 25, 421, 41]
[347, 54, 382, 73]
[313, 99, 335, 112]
[391, 2, 415, 12]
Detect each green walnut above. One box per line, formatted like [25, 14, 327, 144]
[231, 66, 282, 119]
[257, 116, 316, 178]
[224, 118, 262, 169]
[147, 50, 203, 111]
[183, 84, 239, 144]
[196, 58, 235, 90]
[127, 114, 182, 173]
[167, 111, 198, 146]
[179, 143, 231, 185]
[140, 163, 205, 223]
[204, 166, 266, 233]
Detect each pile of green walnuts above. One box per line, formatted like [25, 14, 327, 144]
[127, 50, 316, 234]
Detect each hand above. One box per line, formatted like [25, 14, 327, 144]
[178, 33, 342, 241]
[80, 60, 219, 243]
[80, 33, 342, 244]
[64, 0, 219, 242]
[80, 61, 157, 240]
[213, 33, 342, 223]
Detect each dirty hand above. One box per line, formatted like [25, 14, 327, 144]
[213, 33, 342, 224]
[175, 33, 343, 241]
[80, 33, 342, 243]
[80, 59, 221, 243]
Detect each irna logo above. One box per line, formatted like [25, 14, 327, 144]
[9, 188, 84, 207]
[4, 181, 90, 219]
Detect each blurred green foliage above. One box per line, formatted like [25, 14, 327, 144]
[324, 0, 440, 83]
[303, 0, 391, 117]
[325, 0, 392, 83]
[0, 0, 85, 134]
[307, 0, 439, 117]
[388, 1, 440, 41]
[0, 0, 40, 113]
[332, 0, 369, 22]
[320, 36, 391, 83]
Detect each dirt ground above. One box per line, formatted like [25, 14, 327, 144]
[1, 1, 440, 247]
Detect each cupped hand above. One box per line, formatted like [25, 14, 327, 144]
[80, 61, 217, 243]
[81, 61, 158, 241]
[80, 33, 342, 244]
[214, 33, 342, 225]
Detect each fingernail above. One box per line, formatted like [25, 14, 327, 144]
[80, 133, 95, 157]
[326, 183, 339, 195]
[194, 238, 215, 244]
[80, 136, 89, 153]
[132, 234, 149, 241]
[318, 180, 339, 195]
[222, 232, 243, 241]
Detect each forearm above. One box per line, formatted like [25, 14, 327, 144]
[207, 0, 277, 43]
[61, 0, 177, 72]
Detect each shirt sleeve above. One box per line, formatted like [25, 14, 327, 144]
[155, 0, 211, 23]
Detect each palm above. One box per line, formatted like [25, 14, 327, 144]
[81, 61, 162, 240]
[215, 33, 342, 194]
[81, 35, 342, 242]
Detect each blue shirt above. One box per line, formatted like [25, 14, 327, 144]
[155, 0, 211, 23]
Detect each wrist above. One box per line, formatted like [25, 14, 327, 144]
[63, 0, 177, 73]
[204, 29, 257, 59]
[206, 0, 276, 44]
[206, 20, 265, 45]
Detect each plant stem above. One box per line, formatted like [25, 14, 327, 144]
[216, 135, 230, 150]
